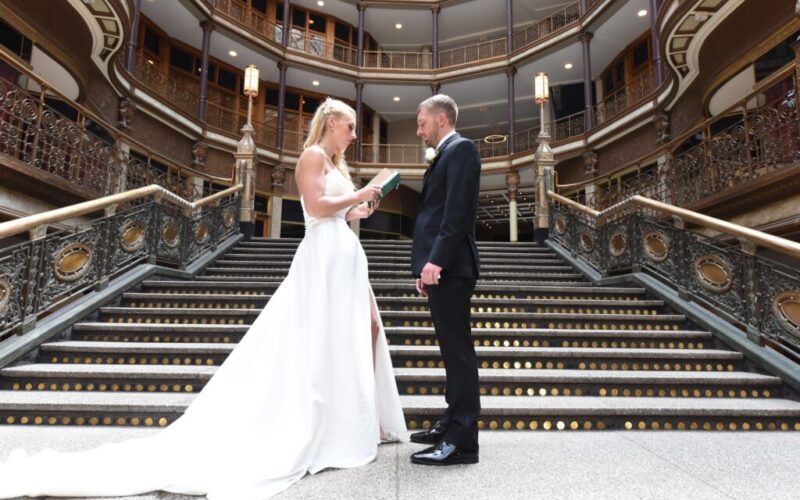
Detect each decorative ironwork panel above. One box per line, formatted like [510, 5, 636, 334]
[38, 226, 104, 314]
[757, 261, 800, 353]
[0, 245, 30, 336]
[685, 237, 744, 321]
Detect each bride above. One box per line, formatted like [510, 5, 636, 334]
[0, 97, 406, 499]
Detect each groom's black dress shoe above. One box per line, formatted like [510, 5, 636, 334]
[410, 441, 479, 466]
[409, 421, 447, 445]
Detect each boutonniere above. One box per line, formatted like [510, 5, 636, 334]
[424, 147, 437, 165]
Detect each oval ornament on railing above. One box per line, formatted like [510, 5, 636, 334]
[162, 222, 180, 248]
[120, 221, 146, 253]
[643, 232, 669, 263]
[773, 291, 800, 339]
[609, 230, 627, 257]
[554, 215, 567, 235]
[195, 224, 210, 244]
[0, 276, 10, 317]
[223, 207, 235, 228]
[54, 243, 92, 282]
[579, 231, 595, 253]
[694, 255, 733, 293]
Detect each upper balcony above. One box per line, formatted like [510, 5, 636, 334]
[201, 0, 611, 81]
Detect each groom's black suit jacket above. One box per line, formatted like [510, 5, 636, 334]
[411, 133, 481, 279]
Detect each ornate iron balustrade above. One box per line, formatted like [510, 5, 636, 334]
[570, 64, 799, 212]
[0, 185, 242, 341]
[133, 55, 199, 117]
[0, 52, 228, 201]
[547, 191, 800, 360]
[204, 0, 588, 71]
[511, 2, 581, 52]
[363, 50, 432, 70]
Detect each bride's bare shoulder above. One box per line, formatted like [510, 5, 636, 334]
[296, 146, 326, 177]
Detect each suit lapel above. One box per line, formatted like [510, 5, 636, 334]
[421, 133, 460, 199]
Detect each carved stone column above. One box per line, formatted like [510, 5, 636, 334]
[583, 149, 598, 208]
[117, 96, 135, 130]
[506, 169, 520, 242]
[270, 166, 286, 239]
[349, 176, 363, 236]
[654, 112, 670, 145]
[235, 122, 256, 240]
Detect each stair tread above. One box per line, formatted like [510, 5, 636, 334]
[400, 395, 800, 414]
[1, 365, 780, 385]
[387, 327, 711, 338]
[97, 307, 682, 321]
[122, 292, 664, 307]
[41, 341, 741, 359]
[393, 368, 780, 383]
[0, 392, 798, 415]
[390, 345, 742, 358]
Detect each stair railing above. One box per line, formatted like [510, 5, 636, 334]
[545, 186, 800, 361]
[0, 183, 243, 340]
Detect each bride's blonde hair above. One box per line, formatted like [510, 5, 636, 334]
[303, 97, 355, 183]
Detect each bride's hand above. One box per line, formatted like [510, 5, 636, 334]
[346, 200, 379, 221]
[355, 185, 382, 204]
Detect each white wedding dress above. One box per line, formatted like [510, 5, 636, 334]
[0, 167, 406, 499]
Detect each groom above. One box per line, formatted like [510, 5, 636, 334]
[410, 94, 481, 466]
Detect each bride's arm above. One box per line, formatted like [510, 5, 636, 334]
[295, 148, 381, 218]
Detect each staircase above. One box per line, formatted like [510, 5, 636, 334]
[1, 239, 799, 432]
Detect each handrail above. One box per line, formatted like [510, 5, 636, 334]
[547, 190, 800, 259]
[0, 184, 243, 239]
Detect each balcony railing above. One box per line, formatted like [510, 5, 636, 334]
[511, 3, 581, 51]
[133, 55, 199, 118]
[363, 51, 432, 70]
[0, 51, 227, 201]
[564, 62, 799, 212]
[205, 0, 591, 72]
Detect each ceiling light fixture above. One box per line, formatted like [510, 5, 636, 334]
[393, 96, 400, 102]
[395, 23, 403, 29]
[229, 50, 238, 57]
[638, 9, 648, 17]
[317, 0, 325, 5]
[564, 63, 573, 69]
[312, 80, 320, 86]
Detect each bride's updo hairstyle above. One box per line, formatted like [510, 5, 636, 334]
[303, 97, 355, 183]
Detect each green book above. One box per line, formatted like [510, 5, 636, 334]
[367, 169, 401, 198]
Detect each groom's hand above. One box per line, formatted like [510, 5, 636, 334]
[415, 278, 428, 297]
[421, 262, 442, 286]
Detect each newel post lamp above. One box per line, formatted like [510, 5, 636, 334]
[236, 64, 259, 240]
[533, 71, 554, 244]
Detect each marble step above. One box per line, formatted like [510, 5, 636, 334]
[202, 267, 583, 280]
[0, 366, 781, 400]
[195, 275, 594, 287]
[212, 259, 574, 273]
[121, 292, 665, 311]
[40, 339, 744, 372]
[389, 345, 743, 372]
[69, 324, 709, 350]
[220, 254, 565, 265]
[1, 392, 798, 430]
[140, 280, 647, 297]
[94, 308, 687, 331]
